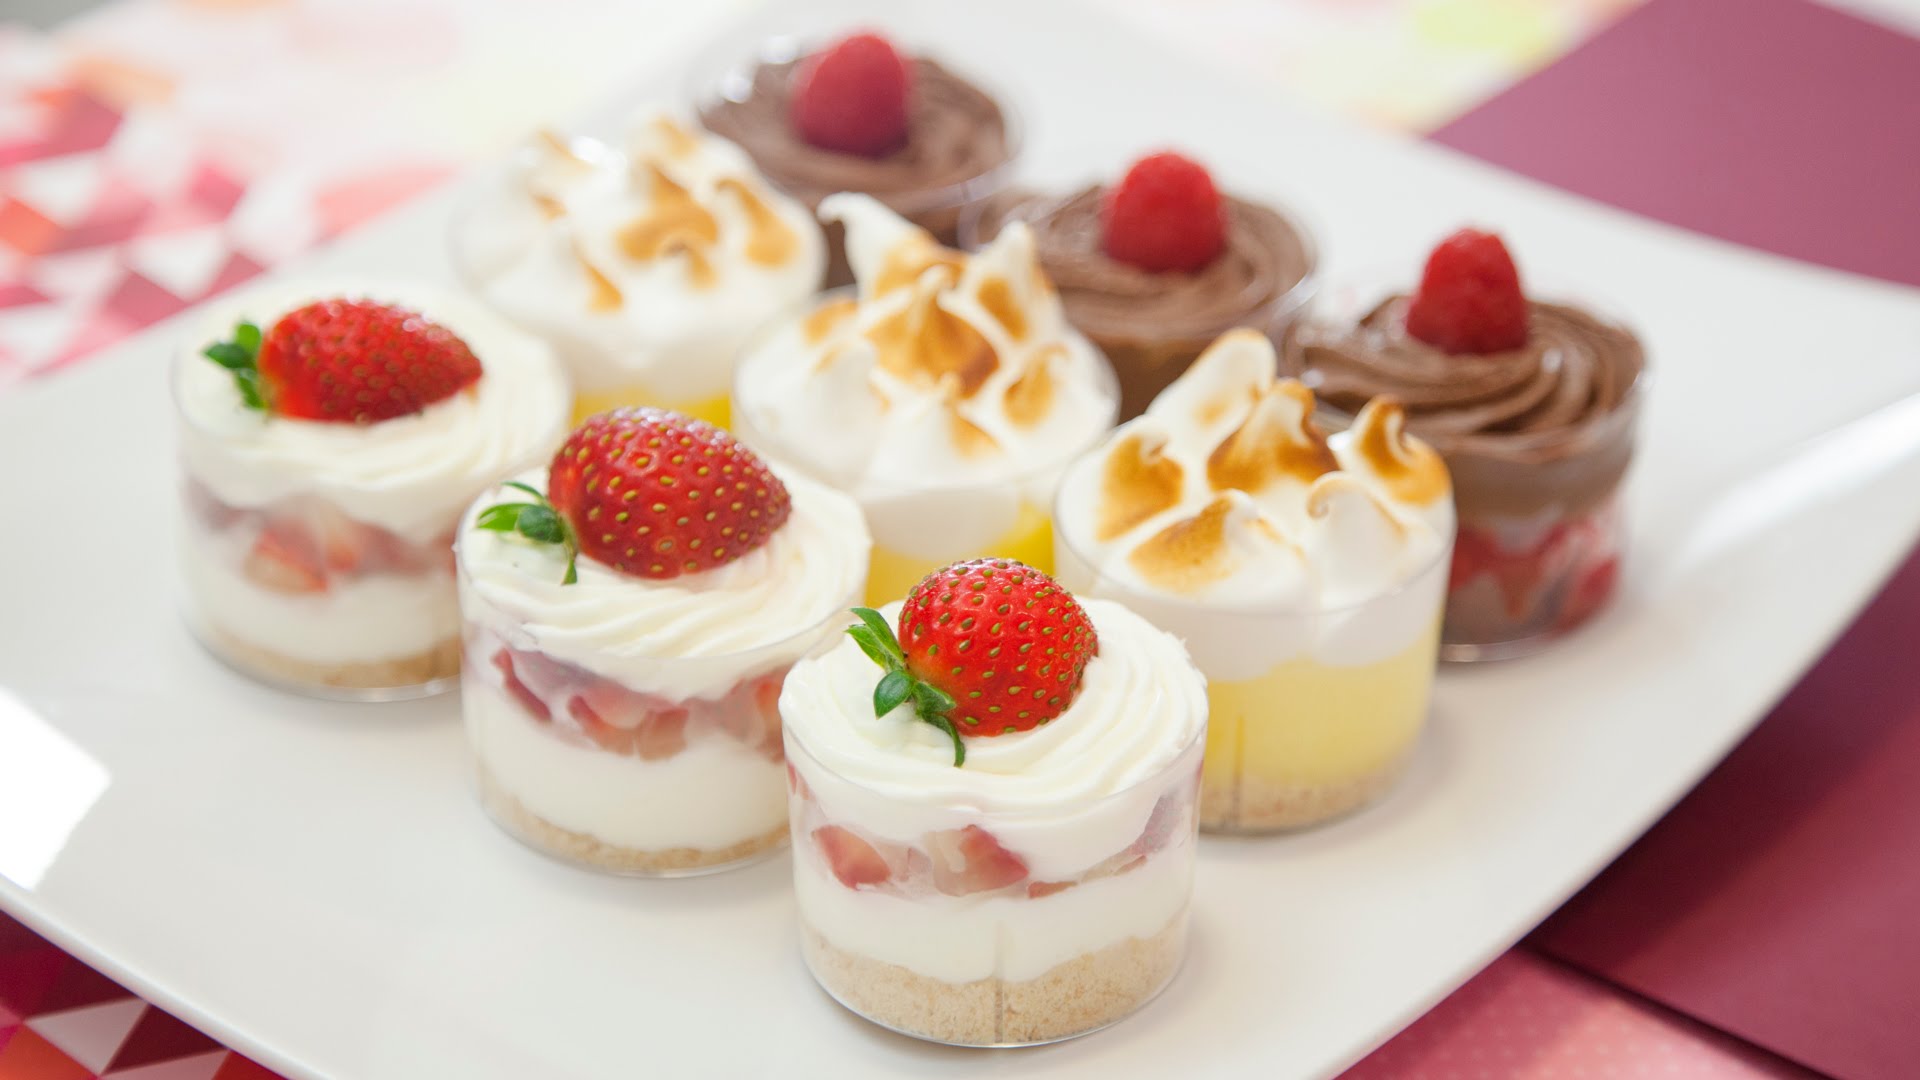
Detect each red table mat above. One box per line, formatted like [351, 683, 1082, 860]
[1433, 0, 1920, 1076]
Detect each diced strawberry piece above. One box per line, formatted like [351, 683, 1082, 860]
[1027, 880, 1074, 899]
[567, 689, 689, 760]
[635, 707, 689, 761]
[242, 527, 327, 594]
[1127, 795, 1185, 858]
[925, 825, 1028, 896]
[1556, 556, 1620, 631]
[754, 675, 786, 761]
[300, 502, 380, 574]
[492, 648, 552, 722]
[184, 480, 245, 531]
[813, 825, 892, 889]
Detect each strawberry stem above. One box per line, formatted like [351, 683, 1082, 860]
[847, 607, 965, 766]
[202, 321, 268, 411]
[476, 481, 578, 584]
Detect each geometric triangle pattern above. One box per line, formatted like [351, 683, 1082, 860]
[0, 914, 284, 1080]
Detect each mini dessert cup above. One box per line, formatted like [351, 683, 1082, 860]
[1053, 329, 1455, 831]
[1283, 270, 1645, 661]
[961, 183, 1319, 422]
[1055, 530, 1447, 832]
[452, 406, 871, 876]
[450, 116, 827, 429]
[173, 281, 570, 700]
[730, 195, 1122, 606]
[693, 32, 1022, 287]
[781, 592, 1206, 1047]
[461, 578, 852, 876]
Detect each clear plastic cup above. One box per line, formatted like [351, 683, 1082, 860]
[730, 289, 1120, 607]
[959, 188, 1321, 421]
[691, 31, 1023, 288]
[1052, 484, 1449, 833]
[172, 287, 569, 701]
[785, 695, 1203, 1046]
[457, 544, 859, 876]
[1281, 273, 1646, 661]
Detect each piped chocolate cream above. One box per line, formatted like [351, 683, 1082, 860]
[972, 187, 1315, 421]
[1282, 295, 1644, 520]
[700, 57, 1012, 218]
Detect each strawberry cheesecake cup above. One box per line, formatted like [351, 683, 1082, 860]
[175, 280, 569, 698]
[458, 408, 869, 874]
[1055, 330, 1454, 832]
[1282, 229, 1645, 660]
[452, 112, 825, 428]
[782, 560, 1206, 1045]
[732, 194, 1118, 606]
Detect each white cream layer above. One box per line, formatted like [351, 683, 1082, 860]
[457, 464, 869, 703]
[454, 113, 824, 399]
[796, 836, 1190, 984]
[180, 520, 458, 666]
[467, 682, 785, 852]
[781, 599, 1205, 880]
[175, 278, 570, 543]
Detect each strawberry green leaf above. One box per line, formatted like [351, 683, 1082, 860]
[203, 343, 252, 369]
[204, 320, 267, 413]
[846, 625, 899, 672]
[913, 682, 957, 718]
[231, 368, 266, 411]
[850, 607, 905, 663]
[562, 554, 578, 585]
[234, 321, 261, 353]
[502, 480, 547, 502]
[516, 505, 565, 544]
[476, 504, 530, 531]
[873, 669, 913, 718]
[928, 714, 965, 767]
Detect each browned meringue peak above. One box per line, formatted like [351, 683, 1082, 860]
[618, 165, 719, 261]
[1347, 397, 1451, 507]
[534, 129, 596, 171]
[1097, 428, 1184, 542]
[862, 269, 1000, 398]
[803, 296, 860, 345]
[1206, 378, 1338, 496]
[1004, 343, 1063, 429]
[947, 405, 1002, 459]
[1305, 473, 1410, 541]
[647, 115, 700, 158]
[572, 240, 622, 312]
[714, 176, 800, 267]
[871, 225, 966, 298]
[1126, 493, 1286, 594]
[1145, 328, 1275, 443]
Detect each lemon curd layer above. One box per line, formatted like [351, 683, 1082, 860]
[865, 502, 1055, 606]
[1199, 621, 1440, 830]
[572, 387, 732, 429]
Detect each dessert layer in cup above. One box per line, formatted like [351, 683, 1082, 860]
[450, 116, 823, 425]
[731, 195, 1118, 604]
[1280, 278, 1643, 656]
[456, 463, 868, 873]
[173, 278, 570, 697]
[1054, 329, 1452, 832]
[696, 40, 1017, 284]
[780, 597, 1206, 1045]
[964, 186, 1317, 421]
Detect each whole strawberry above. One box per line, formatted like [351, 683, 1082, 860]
[1404, 228, 1531, 355]
[1101, 151, 1227, 274]
[203, 299, 482, 423]
[846, 559, 1098, 766]
[789, 31, 914, 158]
[476, 408, 792, 584]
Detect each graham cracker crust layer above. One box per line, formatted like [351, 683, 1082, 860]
[206, 624, 460, 694]
[1200, 754, 1408, 833]
[477, 764, 787, 876]
[802, 912, 1186, 1046]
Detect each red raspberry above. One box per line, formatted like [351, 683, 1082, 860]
[1405, 228, 1530, 355]
[1100, 151, 1227, 273]
[789, 31, 914, 158]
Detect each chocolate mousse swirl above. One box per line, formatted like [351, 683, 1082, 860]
[699, 58, 1011, 207]
[1283, 297, 1645, 518]
[990, 186, 1313, 343]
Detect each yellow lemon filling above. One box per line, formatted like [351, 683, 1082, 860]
[864, 502, 1055, 606]
[571, 387, 732, 430]
[1200, 621, 1439, 830]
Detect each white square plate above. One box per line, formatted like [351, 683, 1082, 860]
[3, 2, 1919, 1077]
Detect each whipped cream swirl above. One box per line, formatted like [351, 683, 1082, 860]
[781, 597, 1205, 876]
[734, 194, 1117, 498]
[175, 278, 570, 543]
[458, 464, 869, 703]
[454, 111, 824, 399]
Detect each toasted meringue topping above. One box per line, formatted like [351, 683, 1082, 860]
[715, 177, 800, 268]
[732, 195, 1118, 497]
[648, 115, 699, 158]
[573, 241, 622, 312]
[1058, 330, 1453, 608]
